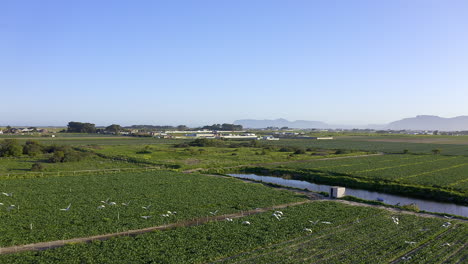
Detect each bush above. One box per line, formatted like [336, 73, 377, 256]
[0, 139, 22, 157]
[23, 140, 44, 156]
[31, 162, 45, 171]
[294, 149, 306, 154]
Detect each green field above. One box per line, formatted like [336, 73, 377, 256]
[84, 144, 362, 170]
[264, 138, 468, 156]
[0, 171, 305, 247]
[266, 154, 468, 194]
[1, 202, 465, 263]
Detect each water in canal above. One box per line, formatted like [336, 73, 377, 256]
[229, 174, 468, 217]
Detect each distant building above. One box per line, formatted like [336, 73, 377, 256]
[260, 136, 279, 140]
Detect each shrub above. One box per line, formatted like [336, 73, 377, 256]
[31, 162, 45, 171]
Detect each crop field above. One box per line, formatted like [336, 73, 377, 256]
[267, 154, 468, 194]
[1, 202, 465, 263]
[0, 171, 305, 247]
[264, 138, 468, 156]
[83, 144, 361, 170]
[0, 155, 143, 175]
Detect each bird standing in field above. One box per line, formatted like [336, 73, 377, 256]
[2, 192, 13, 197]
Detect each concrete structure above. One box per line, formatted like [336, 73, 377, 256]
[330, 186, 346, 198]
[260, 136, 279, 140]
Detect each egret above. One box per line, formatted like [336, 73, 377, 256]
[225, 218, 233, 222]
[443, 215, 453, 219]
[405, 241, 416, 245]
[97, 205, 105, 209]
[209, 210, 218, 215]
[0, 203, 4, 205]
[272, 213, 281, 221]
[274, 211, 283, 216]
[392, 216, 399, 225]
[60, 204, 71, 211]
[121, 202, 130, 206]
[321, 221, 332, 224]
[242, 221, 250, 225]
[142, 205, 152, 210]
[442, 222, 451, 228]
[101, 198, 110, 204]
[2, 192, 12, 197]
[308, 220, 319, 225]
[108, 202, 117, 206]
[304, 228, 313, 232]
[141, 216, 152, 220]
[161, 214, 170, 217]
[442, 242, 451, 246]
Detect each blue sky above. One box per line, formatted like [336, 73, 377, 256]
[1, 0, 467, 126]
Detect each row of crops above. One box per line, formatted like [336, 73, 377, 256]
[0, 171, 305, 247]
[1, 202, 465, 263]
[268, 154, 468, 193]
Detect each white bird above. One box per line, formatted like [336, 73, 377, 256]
[2, 192, 13, 197]
[354, 219, 361, 224]
[108, 202, 117, 206]
[442, 242, 451, 246]
[273, 213, 281, 221]
[225, 217, 233, 222]
[242, 221, 251, 225]
[405, 241, 416, 245]
[443, 215, 453, 219]
[0, 203, 4, 205]
[121, 201, 130, 206]
[308, 220, 319, 225]
[442, 222, 451, 228]
[97, 205, 105, 209]
[392, 216, 399, 225]
[321, 221, 332, 224]
[274, 211, 283, 216]
[60, 204, 71, 211]
[7, 205, 16, 211]
[209, 210, 218, 215]
[142, 205, 152, 210]
[304, 228, 313, 232]
[100, 198, 110, 204]
[161, 214, 170, 217]
[166, 211, 175, 215]
[141, 215, 152, 220]
[401, 256, 412, 260]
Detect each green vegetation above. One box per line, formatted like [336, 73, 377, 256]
[0, 171, 305, 246]
[1, 202, 465, 263]
[240, 154, 468, 204]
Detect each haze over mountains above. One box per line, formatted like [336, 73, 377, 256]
[234, 116, 468, 131]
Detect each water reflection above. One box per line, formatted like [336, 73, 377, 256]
[228, 174, 468, 217]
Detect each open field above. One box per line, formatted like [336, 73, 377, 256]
[1, 201, 465, 263]
[265, 154, 468, 194]
[0, 171, 306, 247]
[0, 155, 143, 174]
[84, 144, 365, 170]
[264, 138, 468, 156]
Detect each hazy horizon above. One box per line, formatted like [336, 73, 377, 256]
[2, 1, 468, 126]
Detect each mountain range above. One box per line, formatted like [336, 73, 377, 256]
[234, 116, 468, 131]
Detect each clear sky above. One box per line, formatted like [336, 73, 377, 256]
[1, 0, 468, 126]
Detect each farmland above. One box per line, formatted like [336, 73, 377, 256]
[1, 201, 465, 263]
[263, 138, 468, 156]
[0, 171, 305, 247]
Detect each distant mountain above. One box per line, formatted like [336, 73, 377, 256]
[234, 118, 329, 129]
[385, 115, 468, 131]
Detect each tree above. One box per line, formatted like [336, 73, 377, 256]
[67, 122, 96, 133]
[105, 124, 122, 134]
[31, 162, 45, 171]
[0, 139, 22, 157]
[432, 149, 442, 155]
[23, 140, 44, 156]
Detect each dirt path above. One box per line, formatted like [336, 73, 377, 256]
[183, 153, 384, 173]
[0, 200, 312, 255]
